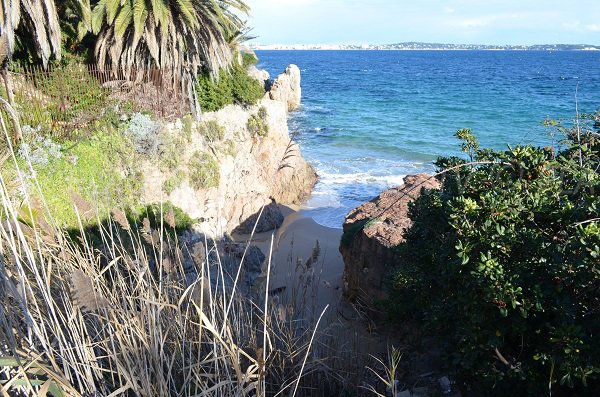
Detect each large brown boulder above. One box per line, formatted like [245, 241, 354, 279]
[340, 173, 440, 306]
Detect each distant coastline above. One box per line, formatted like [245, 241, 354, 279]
[252, 42, 600, 51]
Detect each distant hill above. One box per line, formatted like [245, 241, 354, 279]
[252, 42, 600, 51]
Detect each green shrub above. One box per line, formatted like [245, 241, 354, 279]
[12, 64, 107, 137]
[7, 130, 142, 228]
[159, 128, 188, 172]
[247, 106, 269, 137]
[196, 70, 234, 112]
[182, 114, 195, 143]
[196, 64, 265, 112]
[241, 52, 259, 67]
[230, 65, 265, 107]
[131, 201, 194, 232]
[199, 120, 225, 143]
[188, 152, 220, 190]
[223, 139, 237, 157]
[390, 116, 600, 395]
[163, 170, 186, 195]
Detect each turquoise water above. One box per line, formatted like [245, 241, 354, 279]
[256, 50, 600, 228]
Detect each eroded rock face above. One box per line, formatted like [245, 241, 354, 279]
[234, 199, 284, 234]
[269, 64, 301, 111]
[247, 65, 270, 89]
[340, 174, 441, 305]
[141, 98, 316, 237]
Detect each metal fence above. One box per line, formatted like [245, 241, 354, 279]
[1, 64, 193, 135]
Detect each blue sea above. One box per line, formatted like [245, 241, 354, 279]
[256, 50, 600, 229]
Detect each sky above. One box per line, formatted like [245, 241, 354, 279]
[245, 0, 600, 45]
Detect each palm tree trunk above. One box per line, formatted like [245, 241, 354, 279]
[1, 66, 15, 105]
[0, 96, 23, 143]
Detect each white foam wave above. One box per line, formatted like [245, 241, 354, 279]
[317, 171, 406, 188]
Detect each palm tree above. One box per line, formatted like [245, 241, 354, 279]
[1, 0, 62, 141]
[90, 0, 249, 116]
[0, 0, 62, 67]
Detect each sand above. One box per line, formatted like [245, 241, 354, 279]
[233, 205, 345, 318]
[233, 206, 444, 392]
[232, 206, 401, 364]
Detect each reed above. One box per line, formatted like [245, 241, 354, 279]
[0, 110, 338, 396]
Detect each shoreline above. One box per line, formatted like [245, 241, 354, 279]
[232, 205, 407, 376]
[233, 205, 345, 317]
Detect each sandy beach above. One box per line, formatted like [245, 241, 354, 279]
[232, 205, 410, 378]
[233, 205, 345, 318]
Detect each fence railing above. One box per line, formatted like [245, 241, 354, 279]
[1, 64, 193, 137]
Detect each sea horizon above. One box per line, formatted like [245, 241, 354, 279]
[257, 49, 600, 228]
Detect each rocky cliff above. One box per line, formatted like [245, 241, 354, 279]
[140, 66, 315, 237]
[268, 65, 302, 111]
[340, 174, 440, 306]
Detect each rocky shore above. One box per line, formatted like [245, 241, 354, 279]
[340, 173, 440, 306]
[140, 64, 316, 237]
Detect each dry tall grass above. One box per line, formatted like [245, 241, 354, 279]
[0, 112, 339, 396]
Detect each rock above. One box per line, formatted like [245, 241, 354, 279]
[247, 65, 270, 89]
[235, 200, 285, 234]
[269, 64, 301, 111]
[340, 173, 441, 306]
[242, 246, 266, 285]
[140, 99, 316, 237]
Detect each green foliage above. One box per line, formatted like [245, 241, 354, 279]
[13, 64, 107, 137]
[8, 129, 142, 229]
[159, 128, 189, 172]
[188, 152, 220, 190]
[229, 63, 265, 106]
[182, 114, 195, 143]
[196, 63, 265, 112]
[455, 128, 480, 160]
[247, 106, 269, 137]
[163, 170, 186, 195]
[199, 120, 226, 143]
[241, 52, 259, 67]
[195, 70, 234, 112]
[390, 115, 600, 395]
[131, 202, 194, 232]
[223, 139, 237, 157]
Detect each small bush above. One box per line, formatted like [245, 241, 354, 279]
[126, 112, 162, 156]
[188, 152, 220, 190]
[196, 64, 265, 112]
[199, 120, 225, 143]
[131, 201, 194, 232]
[230, 65, 265, 107]
[390, 117, 600, 395]
[7, 131, 142, 228]
[242, 52, 259, 67]
[196, 70, 234, 112]
[182, 114, 195, 143]
[163, 170, 186, 195]
[223, 139, 237, 157]
[247, 106, 269, 137]
[159, 128, 188, 172]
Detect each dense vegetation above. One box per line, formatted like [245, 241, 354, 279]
[196, 60, 265, 112]
[390, 114, 600, 395]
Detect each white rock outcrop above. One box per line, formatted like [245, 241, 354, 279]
[247, 65, 270, 87]
[140, 98, 316, 237]
[269, 64, 302, 111]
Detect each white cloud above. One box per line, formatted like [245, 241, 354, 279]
[562, 21, 581, 31]
[586, 24, 600, 32]
[444, 6, 455, 14]
[453, 17, 493, 28]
